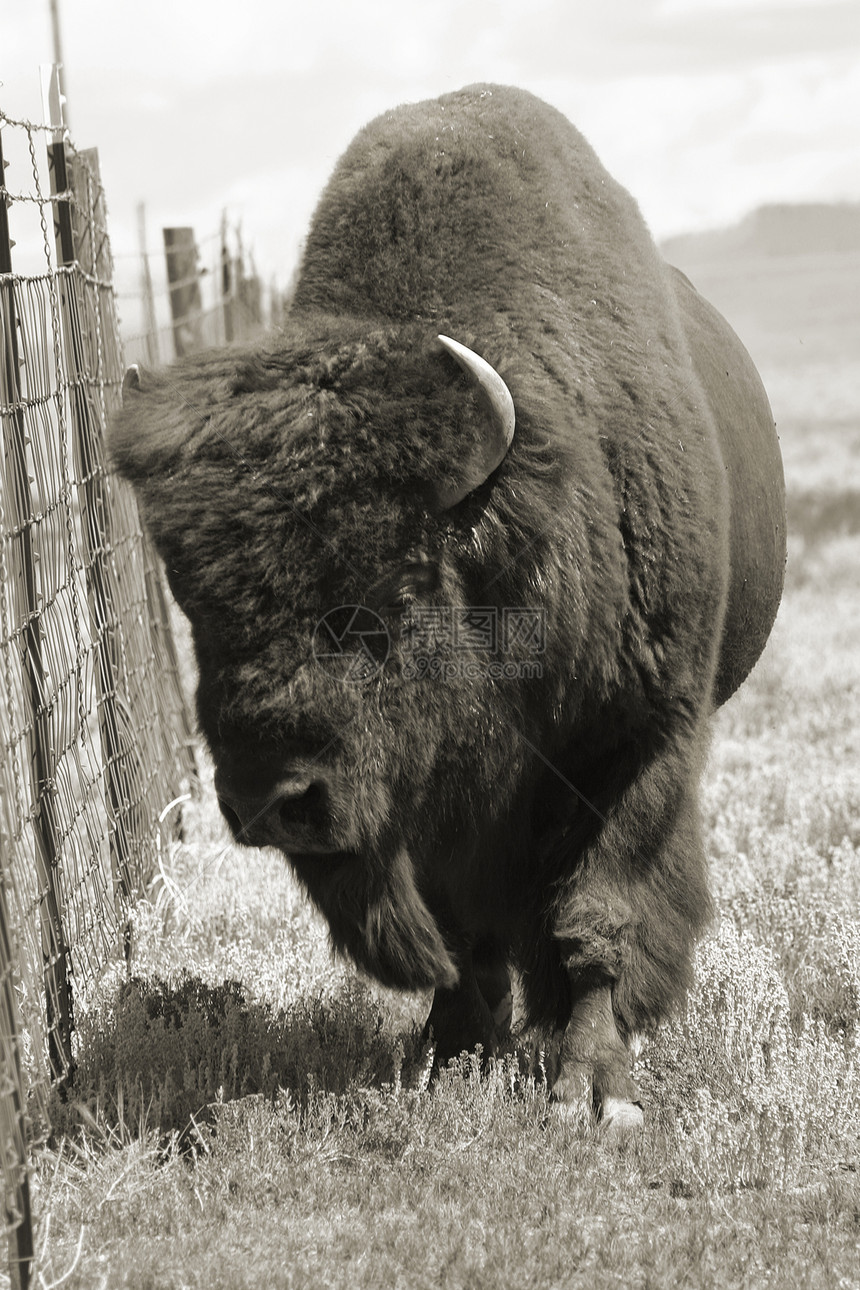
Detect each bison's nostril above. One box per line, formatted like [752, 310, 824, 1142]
[215, 767, 334, 849]
[278, 781, 325, 828]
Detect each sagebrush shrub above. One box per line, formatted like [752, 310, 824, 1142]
[49, 971, 411, 1140]
[646, 920, 860, 1192]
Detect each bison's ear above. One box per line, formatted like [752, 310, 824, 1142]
[109, 363, 203, 485]
[433, 336, 516, 510]
[122, 364, 141, 398]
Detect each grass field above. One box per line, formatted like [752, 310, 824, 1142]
[18, 249, 860, 1288]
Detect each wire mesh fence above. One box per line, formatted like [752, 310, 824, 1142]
[1, 89, 198, 1286]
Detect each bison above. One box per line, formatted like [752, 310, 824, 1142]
[111, 84, 785, 1130]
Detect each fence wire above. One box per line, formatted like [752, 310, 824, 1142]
[1, 106, 196, 1283]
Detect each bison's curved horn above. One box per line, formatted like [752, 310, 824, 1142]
[435, 335, 515, 509]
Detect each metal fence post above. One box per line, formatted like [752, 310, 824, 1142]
[0, 115, 74, 1089]
[1, 859, 33, 1290]
[136, 203, 159, 367]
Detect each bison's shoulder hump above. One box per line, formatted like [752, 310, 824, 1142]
[293, 84, 653, 324]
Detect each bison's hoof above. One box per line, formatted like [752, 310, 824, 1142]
[598, 1097, 644, 1136]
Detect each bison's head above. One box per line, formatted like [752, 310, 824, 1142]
[110, 319, 586, 987]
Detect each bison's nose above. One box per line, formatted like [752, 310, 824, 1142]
[215, 768, 338, 854]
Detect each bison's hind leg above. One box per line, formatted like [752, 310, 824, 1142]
[473, 939, 514, 1038]
[423, 939, 512, 1070]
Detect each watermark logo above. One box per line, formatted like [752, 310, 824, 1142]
[312, 605, 545, 684]
[403, 607, 545, 657]
[312, 605, 390, 683]
[501, 608, 546, 655]
[401, 606, 545, 680]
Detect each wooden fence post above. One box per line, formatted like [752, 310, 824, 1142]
[43, 86, 141, 937]
[163, 227, 203, 357]
[220, 211, 234, 344]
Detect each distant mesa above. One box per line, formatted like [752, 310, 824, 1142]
[661, 202, 860, 262]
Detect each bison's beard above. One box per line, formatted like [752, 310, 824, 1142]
[289, 844, 458, 991]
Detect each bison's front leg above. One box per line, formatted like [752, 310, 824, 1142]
[551, 980, 643, 1132]
[533, 745, 712, 1132]
[423, 942, 512, 1068]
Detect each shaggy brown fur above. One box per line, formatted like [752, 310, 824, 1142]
[110, 85, 785, 1112]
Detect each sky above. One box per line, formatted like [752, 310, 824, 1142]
[2, 0, 859, 326]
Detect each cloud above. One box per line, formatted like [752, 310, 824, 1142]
[3, 0, 859, 288]
[516, 54, 859, 241]
[658, 0, 836, 12]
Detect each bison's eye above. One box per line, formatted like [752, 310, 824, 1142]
[386, 587, 417, 612]
[366, 560, 440, 614]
